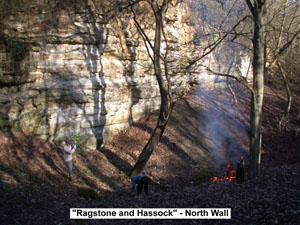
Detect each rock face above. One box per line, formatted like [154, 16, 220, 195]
[0, 1, 251, 149]
[0, 1, 198, 149]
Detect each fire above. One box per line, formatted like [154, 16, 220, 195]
[210, 163, 237, 182]
[210, 158, 249, 183]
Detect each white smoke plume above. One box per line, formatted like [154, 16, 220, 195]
[196, 85, 248, 169]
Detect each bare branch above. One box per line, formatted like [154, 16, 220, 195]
[245, 0, 255, 15]
[122, 0, 143, 11]
[267, 28, 300, 70]
[130, 3, 155, 63]
[277, 60, 292, 117]
[219, 0, 238, 30]
[198, 65, 253, 93]
[161, 13, 172, 100]
[186, 16, 249, 70]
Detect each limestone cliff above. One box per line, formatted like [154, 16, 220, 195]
[0, 1, 197, 149]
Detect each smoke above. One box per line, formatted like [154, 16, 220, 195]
[196, 85, 248, 169]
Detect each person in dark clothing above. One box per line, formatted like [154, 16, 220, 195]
[131, 174, 150, 195]
[236, 157, 246, 184]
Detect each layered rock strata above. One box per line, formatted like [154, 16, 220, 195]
[0, 2, 197, 149]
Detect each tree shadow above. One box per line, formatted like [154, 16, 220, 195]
[41, 152, 65, 177]
[101, 148, 132, 175]
[132, 122, 197, 165]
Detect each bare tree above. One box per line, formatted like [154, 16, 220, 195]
[128, 0, 300, 178]
[245, 0, 267, 178]
[265, 0, 300, 128]
[129, 0, 174, 177]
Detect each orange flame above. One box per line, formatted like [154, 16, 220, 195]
[210, 163, 237, 182]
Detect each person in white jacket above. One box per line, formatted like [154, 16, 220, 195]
[63, 139, 76, 181]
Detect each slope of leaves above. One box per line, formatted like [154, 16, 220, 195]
[0, 83, 300, 224]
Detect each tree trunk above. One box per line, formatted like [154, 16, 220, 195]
[277, 60, 292, 117]
[130, 104, 173, 177]
[226, 56, 237, 105]
[246, 0, 267, 178]
[130, 1, 172, 177]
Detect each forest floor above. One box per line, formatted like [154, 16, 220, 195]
[0, 83, 300, 224]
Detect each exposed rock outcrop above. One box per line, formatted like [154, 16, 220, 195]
[0, 1, 197, 149]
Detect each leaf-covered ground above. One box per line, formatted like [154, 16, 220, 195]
[1, 84, 300, 224]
